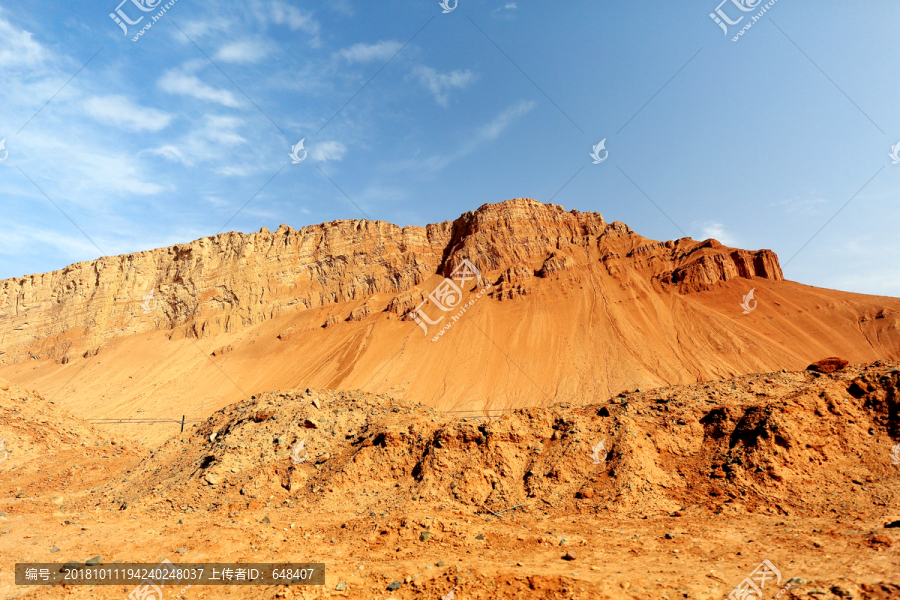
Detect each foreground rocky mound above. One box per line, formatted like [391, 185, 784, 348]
[108, 361, 900, 522]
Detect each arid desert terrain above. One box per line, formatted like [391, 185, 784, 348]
[0, 199, 898, 599]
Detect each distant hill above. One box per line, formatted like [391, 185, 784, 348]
[1, 198, 897, 443]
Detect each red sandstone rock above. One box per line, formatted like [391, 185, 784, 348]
[807, 357, 850, 373]
[251, 411, 273, 423]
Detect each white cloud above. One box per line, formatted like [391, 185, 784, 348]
[0, 222, 103, 260]
[169, 17, 233, 42]
[19, 138, 168, 198]
[215, 39, 272, 64]
[203, 196, 229, 207]
[413, 66, 477, 107]
[143, 115, 247, 168]
[311, 140, 347, 162]
[83, 95, 173, 132]
[326, 0, 355, 16]
[394, 100, 535, 173]
[158, 70, 240, 107]
[697, 222, 738, 246]
[472, 99, 535, 143]
[260, 1, 321, 45]
[448, 99, 535, 162]
[0, 15, 46, 68]
[0, 18, 168, 204]
[492, 2, 519, 18]
[214, 165, 258, 177]
[145, 145, 190, 164]
[335, 41, 403, 64]
[201, 115, 246, 145]
[768, 197, 829, 214]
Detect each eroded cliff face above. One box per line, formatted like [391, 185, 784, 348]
[0, 219, 448, 364]
[0, 198, 781, 365]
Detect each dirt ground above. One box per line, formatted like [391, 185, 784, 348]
[1, 360, 898, 599]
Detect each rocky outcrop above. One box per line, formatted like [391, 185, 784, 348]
[659, 240, 783, 292]
[807, 357, 849, 373]
[537, 253, 576, 278]
[490, 266, 535, 301]
[0, 198, 784, 365]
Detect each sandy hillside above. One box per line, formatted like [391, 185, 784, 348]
[1, 361, 898, 599]
[1, 199, 898, 445]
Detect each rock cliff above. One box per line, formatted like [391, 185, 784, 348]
[0, 199, 781, 365]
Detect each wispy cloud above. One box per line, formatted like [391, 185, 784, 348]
[697, 222, 738, 246]
[0, 13, 46, 68]
[311, 140, 347, 162]
[145, 145, 189, 164]
[326, 0, 355, 16]
[145, 114, 248, 167]
[214, 39, 273, 64]
[214, 165, 258, 177]
[169, 17, 233, 42]
[474, 99, 534, 141]
[492, 2, 519, 18]
[257, 0, 321, 45]
[158, 69, 241, 107]
[83, 95, 173, 132]
[396, 99, 535, 173]
[413, 66, 477, 107]
[767, 197, 829, 214]
[335, 40, 403, 64]
[0, 222, 104, 260]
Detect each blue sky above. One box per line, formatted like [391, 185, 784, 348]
[1, 0, 898, 295]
